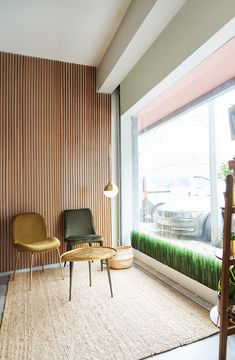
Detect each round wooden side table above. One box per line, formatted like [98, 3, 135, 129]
[61, 246, 117, 301]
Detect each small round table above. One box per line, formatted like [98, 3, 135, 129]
[61, 246, 117, 301]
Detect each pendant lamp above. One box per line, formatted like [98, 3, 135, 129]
[104, 143, 118, 198]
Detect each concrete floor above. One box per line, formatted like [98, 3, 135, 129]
[149, 333, 235, 359]
[1, 271, 235, 359]
[0, 275, 8, 325]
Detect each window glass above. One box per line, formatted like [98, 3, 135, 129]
[131, 86, 235, 253]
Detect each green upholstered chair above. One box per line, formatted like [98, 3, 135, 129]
[12, 212, 64, 290]
[64, 208, 103, 268]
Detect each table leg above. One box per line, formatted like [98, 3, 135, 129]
[105, 259, 113, 298]
[88, 261, 91, 286]
[69, 261, 73, 301]
[64, 242, 72, 267]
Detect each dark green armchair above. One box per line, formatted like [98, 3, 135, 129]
[63, 208, 103, 268]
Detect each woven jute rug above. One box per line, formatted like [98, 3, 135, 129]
[0, 263, 218, 360]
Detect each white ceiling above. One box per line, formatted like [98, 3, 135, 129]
[0, 0, 188, 93]
[0, 0, 132, 66]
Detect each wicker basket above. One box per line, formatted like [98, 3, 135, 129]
[109, 245, 133, 269]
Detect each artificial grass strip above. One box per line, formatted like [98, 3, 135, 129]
[131, 230, 222, 290]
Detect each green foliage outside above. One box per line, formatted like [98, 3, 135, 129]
[131, 230, 222, 290]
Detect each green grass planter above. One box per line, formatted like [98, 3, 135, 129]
[131, 230, 222, 290]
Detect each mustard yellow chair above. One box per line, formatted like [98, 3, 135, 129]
[12, 212, 64, 290]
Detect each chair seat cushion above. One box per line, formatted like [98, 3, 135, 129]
[14, 237, 60, 252]
[65, 234, 102, 243]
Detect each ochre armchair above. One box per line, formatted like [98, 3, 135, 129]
[12, 212, 64, 290]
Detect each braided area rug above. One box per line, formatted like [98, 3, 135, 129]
[0, 263, 218, 360]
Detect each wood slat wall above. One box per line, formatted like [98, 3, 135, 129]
[0, 52, 112, 273]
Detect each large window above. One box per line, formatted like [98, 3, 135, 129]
[126, 85, 235, 253]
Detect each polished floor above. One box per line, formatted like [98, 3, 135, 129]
[149, 333, 235, 359]
[0, 269, 234, 359]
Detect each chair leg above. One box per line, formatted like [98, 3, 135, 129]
[29, 253, 34, 291]
[12, 250, 20, 280]
[88, 243, 92, 286]
[57, 248, 64, 279]
[41, 253, 44, 273]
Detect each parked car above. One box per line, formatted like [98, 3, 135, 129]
[152, 196, 211, 242]
[141, 175, 213, 242]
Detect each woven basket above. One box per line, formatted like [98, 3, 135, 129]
[109, 245, 133, 269]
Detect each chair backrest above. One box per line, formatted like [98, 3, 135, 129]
[12, 213, 47, 245]
[64, 208, 96, 239]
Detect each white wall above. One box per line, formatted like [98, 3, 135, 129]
[120, 0, 235, 115]
[97, 0, 187, 93]
[120, 113, 133, 245]
[119, 2, 235, 244]
[111, 91, 120, 246]
[134, 249, 217, 305]
[97, 0, 157, 92]
[119, 1, 235, 289]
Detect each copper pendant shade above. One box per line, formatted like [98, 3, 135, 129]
[104, 182, 118, 198]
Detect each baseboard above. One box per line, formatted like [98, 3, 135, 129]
[133, 248, 217, 306]
[0, 262, 61, 277]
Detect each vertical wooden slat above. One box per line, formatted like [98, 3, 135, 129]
[0, 52, 112, 273]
